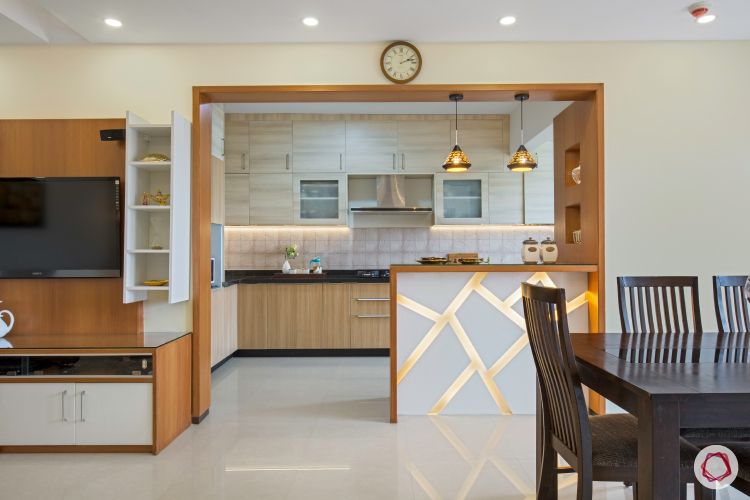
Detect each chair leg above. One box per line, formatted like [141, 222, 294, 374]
[679, 482, 687, 500]
[631, 482, 638, 499]
[576, 473, 592, 500]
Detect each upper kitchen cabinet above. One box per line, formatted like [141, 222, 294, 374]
[248, 121, 292, 173]
[292, 121, 346, 173]
[248, 173, 293, 225]
[345, 121, 398, 173]
[397, 120, 450, 173]
[293, 174, 347, 225]
[211, 104, 224, 159]
[434, 172, 489, 225]
[488, 173, 523, 224]
[225, 173, 250, 225]
[523, 141, 554, 224]
[452, 118, 508, 172]
[224, 115, 249, 173]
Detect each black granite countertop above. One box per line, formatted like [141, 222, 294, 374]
[219, 269, 390, 287]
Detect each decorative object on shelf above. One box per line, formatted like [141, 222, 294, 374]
[417, 257, 448, 265]
[571, 165, 582, 185]
[151, 189, 170, 206]
[309, 257, 323, 274]
[151, 244, 163, 250]
[522, 237, 540, 264]
[0, 301, 15, 338]
[143, 279, 168, 287]
[141, 192, 151, 205]
[442, 94, 472, 172]
[380, 41, 422, 84]
[508, 93, 538, 172]
[137, 153, 170, 162]
[458, 257, 489, 265]
[448, 252, 479, 264]
[540, 237, 559, 264]
[572, 229, 583, 244]
[282, 244, 299, 274]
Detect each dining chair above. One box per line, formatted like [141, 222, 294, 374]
[521, 283, 712, 500]
[617, 276, 703, 334]
[713, 275, 750, 334]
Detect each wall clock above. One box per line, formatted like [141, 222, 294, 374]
[380, 41, 422, 84]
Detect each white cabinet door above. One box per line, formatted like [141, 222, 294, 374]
[397, 121, 451, 173]
[293, 121, 345, 173]
[225, 174, 250, 225]
[489, 173, 524, 224]
[0, 383, 76, 445]
[345, 121, 398, 173]
[293, 174, 347, 225]
[74, 383, 152, 446]
[248, 121, 292, 173]
[434, 173, 489, 225]
[211, 103, 225, 159]
[452, 119, 506, 172]
[248, 174, 293, 225]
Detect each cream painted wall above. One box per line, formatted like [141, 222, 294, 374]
[2, 41, 749, 331]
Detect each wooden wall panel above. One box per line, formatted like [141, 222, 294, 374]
[0, 119, 143, 335]
[154, 334, 192, 454]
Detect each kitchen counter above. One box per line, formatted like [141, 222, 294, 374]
[222, 269, 390, 287]
[0, 331, 189, 351]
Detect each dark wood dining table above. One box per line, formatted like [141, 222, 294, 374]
[536, 332, 750, 500]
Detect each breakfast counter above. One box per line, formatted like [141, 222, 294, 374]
[389, 264, 598, 421]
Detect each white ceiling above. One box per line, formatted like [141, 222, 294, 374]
[1, 0, 748, 44]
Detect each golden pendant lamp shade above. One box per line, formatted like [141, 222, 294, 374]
[507, 92, 538, 172]
[442, 93, 471, 172]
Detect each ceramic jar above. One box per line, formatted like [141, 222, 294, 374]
[522, 238, 540, 264]
[540, 237, 559, 264]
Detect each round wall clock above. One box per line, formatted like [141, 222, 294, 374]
[380, 41, 422, 84]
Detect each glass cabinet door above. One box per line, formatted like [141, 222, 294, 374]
[435, 173, 489, 224]
[293, 174, 347, 225]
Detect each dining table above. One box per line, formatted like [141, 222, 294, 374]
[536, 331, 750, 500]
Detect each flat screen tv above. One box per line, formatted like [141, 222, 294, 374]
[0, 177, 121, 278]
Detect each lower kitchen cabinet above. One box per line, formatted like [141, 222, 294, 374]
[211, 285, 238, 366]
[267, 284, 323, 349]
[322, 284, 351, 348]
[350, 284, 390, 349]
[0, 383, 76, 445]
[238, 284, 268, 349]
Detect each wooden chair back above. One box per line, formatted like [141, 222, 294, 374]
[713, 275, 750, 334]
[617, 276, 703, 334]
[521, 283, 590, 469]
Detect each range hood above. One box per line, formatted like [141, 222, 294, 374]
[349, 175, 433, 213]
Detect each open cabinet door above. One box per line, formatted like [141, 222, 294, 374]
[554, 98, 606, 415]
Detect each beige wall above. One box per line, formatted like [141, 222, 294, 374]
[2, 41, 749, 331]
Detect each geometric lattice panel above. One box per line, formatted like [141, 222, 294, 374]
[397, 271, 589, 415]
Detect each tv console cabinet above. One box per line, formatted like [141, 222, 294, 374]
[0, 332, 191, 454]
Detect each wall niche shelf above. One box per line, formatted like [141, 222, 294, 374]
[123, 111, 191, 304]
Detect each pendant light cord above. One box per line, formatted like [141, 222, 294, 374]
[520, 97, 524, 145]
[454, 97, 459, 145]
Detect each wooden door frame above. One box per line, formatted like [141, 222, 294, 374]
[191, 83, 606, 420]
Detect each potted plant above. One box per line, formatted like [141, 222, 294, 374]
[282, 244, 299, 274]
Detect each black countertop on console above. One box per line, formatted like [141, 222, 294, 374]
[220, 269, 390, 287]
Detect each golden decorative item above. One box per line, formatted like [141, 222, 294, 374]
[151, 189, 170, 206]
[141, 192, 151, 205]
[458, 257, 489, 265]
[150, 245, 163, 250]
[571, 165, 582, 184]
[442, 94, 471, 172]
[508, 93, 538, 172]
[417, 257, 448, 265]
[138, 153, 170, 162]
[143, 279, 168, 287]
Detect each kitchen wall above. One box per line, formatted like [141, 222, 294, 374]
[225, 226, 554, 270]
[2, 41, 749, 331]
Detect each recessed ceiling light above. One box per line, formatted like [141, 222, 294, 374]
[302, 17, 319, 27]
[499, 16, 516, 26]
[696, 13, 716, 23]
[104, 18, 122, 28]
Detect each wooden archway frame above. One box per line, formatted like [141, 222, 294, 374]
[191, 84, 606, 421]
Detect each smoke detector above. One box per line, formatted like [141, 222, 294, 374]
[689, 2, 716, 23]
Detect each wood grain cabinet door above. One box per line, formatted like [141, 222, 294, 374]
[322, 284, 351, 348]
[488, 173, 523, 224]
[350, 283, 390, 348]
[292, 121, 346, 173]
[224, 173, 250, 225]
[267, 284, 323, 349]
[452, 119, 507, 172]
[397, 120, 450, 173]
[248, 121, 292, 173]
[238, 284, 268, 349]
[345, 121, 398, 173]
[248, 173, 293, 225]
[224, 116, 249, 173]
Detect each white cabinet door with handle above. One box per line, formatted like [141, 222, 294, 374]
[0, 383, 76, 445]
[74, 383, 153, 446]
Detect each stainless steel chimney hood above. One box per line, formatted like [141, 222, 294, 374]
[349, 175, 433, 213]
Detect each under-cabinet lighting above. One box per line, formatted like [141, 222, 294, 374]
[225, 226, 350, 232]
[226, 465, 351, 472]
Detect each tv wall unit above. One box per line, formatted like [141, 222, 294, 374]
[124, 111, 191, 304]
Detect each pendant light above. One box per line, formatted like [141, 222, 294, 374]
[507, 92, 538, 172]
[442, 93, 471, 172]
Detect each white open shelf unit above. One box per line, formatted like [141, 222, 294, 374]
[123, 111, 191, 304]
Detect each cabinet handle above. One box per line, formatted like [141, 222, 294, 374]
[402, 153, 405, 170]
[241, 153, 246, 171]
[355, 297, 390, 302]
[61, 390, 67, 422]
[80, 390, 86, 422]
[286, 153, 290, 170]
[355, 314, 390, 319]
[221, 138, 225, 157]
[339, 153, 343, 171]
[392, 153, 396, 171]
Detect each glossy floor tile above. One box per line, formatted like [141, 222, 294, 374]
[0, 357, 745, 499]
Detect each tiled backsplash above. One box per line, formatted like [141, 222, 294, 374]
[225, 226, 554, 270]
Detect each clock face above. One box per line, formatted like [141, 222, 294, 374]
[381, 42, 422, 84]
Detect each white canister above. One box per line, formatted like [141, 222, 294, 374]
[522, 238, 540, 264]
[540, 237, 559, 264]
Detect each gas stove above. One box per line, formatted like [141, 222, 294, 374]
[356, 269, 391, 279]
